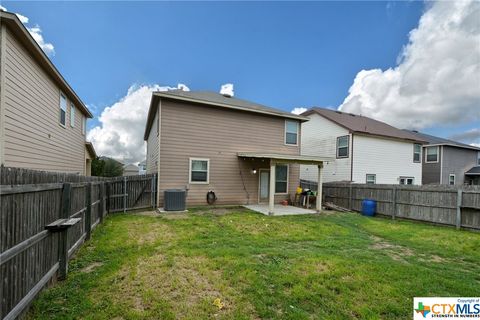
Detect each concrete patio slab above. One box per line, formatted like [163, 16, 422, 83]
[244, 204, 317, 216]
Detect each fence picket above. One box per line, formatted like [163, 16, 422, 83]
[1, 166, 158, 319]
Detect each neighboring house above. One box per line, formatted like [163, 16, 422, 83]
[85, 142, 97, 176]
[300, 108, 425, 185]
[144, 90, 329, 211]
[0, 12, 94, 174]
[138, 160, 147, 175]
[123, 163, 140, 176]
[406, 131, 480, 185]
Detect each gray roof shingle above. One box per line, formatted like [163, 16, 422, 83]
[404, 131, 480, 150]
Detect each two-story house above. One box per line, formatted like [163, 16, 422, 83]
[0, 11, 94, 175]
[406, 131, 480, 185]
[300, 108, 425, 185]
[144, 90, 330, 213]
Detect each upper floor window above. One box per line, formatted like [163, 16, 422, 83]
[425, 146, 439, 163]
[190, 158, 209, 184]
[82, 116, 86, 135]
[366, 174, 376, 184]
[337, 135, 349, 158]
[477, 152, 480, 165]
[59, 93, 67, 126]
[285, 120, 298, 145]
[275, 164, 288, 193]
[413, 144, 421, 163]
[70, 103, 75, 127]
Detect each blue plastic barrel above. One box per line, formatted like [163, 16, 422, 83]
[361, 199, 376, 216]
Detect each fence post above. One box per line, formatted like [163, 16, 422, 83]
[392, 186, 397, 220]
[456, 188, 463, 230]
[348, 183, 353, 210]
[106, 182, 111, 214]
[99, 182, 104, 223]
[58, 183, 71, 280]
[123, 176, 127, 213]
[85, 183, 92, 240]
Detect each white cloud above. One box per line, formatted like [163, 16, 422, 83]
[16, 13, 29, 23]
[291, 107, 307, 115]
[220, 83, 234, 97]
[87, 83, 189, 163]
[27, 25, 55, 56]
[449, 128, 480, 145]
[339, 0, 480, 130]
[0, 5, 55, 56]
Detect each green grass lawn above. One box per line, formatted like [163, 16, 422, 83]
[28, 208, 480, 320]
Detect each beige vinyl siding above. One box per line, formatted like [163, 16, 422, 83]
[157, 99, 300, 206]
[146, 108, 159, 174]
[1, 25, 86, 173]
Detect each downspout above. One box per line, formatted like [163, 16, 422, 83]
[439, 145, 443, 184]
[350, 133, 354, 182]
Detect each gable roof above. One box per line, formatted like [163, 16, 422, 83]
[302, 107, 425, 143]
[144, 90, 308, 140]
[404, 130, 480, 151]
[0, 11, 92, 118]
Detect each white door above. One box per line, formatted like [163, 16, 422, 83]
[259, 170, 270, 202]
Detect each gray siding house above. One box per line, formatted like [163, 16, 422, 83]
[407, 131, 480, 185]
[144, 90, 329, 213]
[0, 11, 94, 175]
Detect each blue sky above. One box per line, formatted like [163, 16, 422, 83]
[3, 1, 479, 161]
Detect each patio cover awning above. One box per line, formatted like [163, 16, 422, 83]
[465, 166, 480, 176]
[237, 153, 334, 165]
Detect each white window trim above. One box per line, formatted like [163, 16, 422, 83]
[70, 103, 75, 127]
[275, 163, 289, 194]
[477, 152, 480, 165]
[366, 174, 376, 184]
[425, 146, 439, 163]
[449, 174, 455, 186]
[189, 158, 210, 184]
[413, 143, 422, 163]
[284, 120, 299, 146]
[336, 135, 349, 159]
[59, 92, 67, 128]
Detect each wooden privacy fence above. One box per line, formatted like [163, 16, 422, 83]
[301, 180, 480, 230]
[0, 167, 157, 320]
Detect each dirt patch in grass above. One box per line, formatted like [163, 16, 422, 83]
[132, 210, 160, 217]
[369, 236, 414, 262]
[126, 219, 176, 245]
[100, 254, 258, 318]
[369, 235, 448, 264]
[80, 262, 103, 273]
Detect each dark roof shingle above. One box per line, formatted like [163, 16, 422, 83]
[303, 108, 425, 142]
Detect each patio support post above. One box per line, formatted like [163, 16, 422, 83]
[269, 159, 276, 215]
[316, 163, 323, 213]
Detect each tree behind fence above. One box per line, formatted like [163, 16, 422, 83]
[0, 167, 157, 320]
[301, 180, 480, 230]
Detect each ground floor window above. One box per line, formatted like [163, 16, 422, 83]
[449, 174, 455, 185]
[275, 164, 288, 193]
[399, 177, 414, 185]
[366, 174, 376, 184]
[190, 158, 209, 183]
